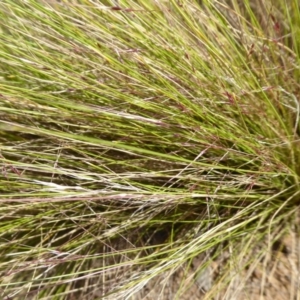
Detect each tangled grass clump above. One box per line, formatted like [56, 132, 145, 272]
[0, 0, 300, 299]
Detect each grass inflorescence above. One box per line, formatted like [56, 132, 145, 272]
[0, 0, 300, 299]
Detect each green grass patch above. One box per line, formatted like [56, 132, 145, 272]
[0, 0, 299, 299]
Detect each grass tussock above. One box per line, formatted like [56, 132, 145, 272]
[0, 0, 300, 299]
